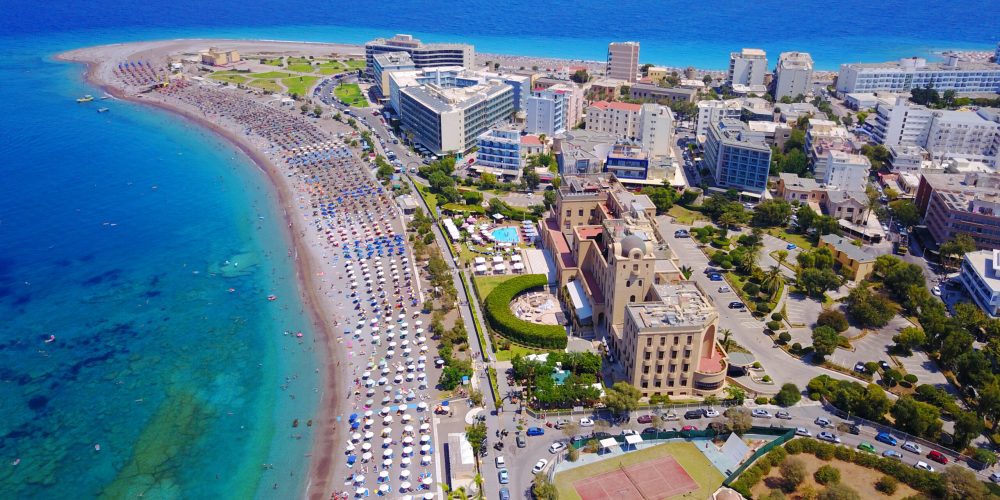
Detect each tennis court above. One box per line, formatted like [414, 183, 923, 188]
[572, 455, 697, 500]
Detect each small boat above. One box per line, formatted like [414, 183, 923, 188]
[267, 294, 278, 301]
[98, 107, 109, 113]
[76, 95, 94, 103]
[44, 335, 55, 343]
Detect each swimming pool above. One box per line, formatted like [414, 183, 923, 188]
[491, 226, 520, 244]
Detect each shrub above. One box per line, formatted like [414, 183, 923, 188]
[816, 309, 849, 332]
[903, 374, 918, 384]
[483, 274, 567, 348]
[814, 464, 841, 484]
[775, 383, 802, 406]
[818, 483, 860, 500]
[767, 446, 788, 466]
[772, 312, 784, 321]
[755, 396, 770, 404]
[791, 342, 802, 352]
[744, 282, 761, 295]
[762, 375, 772, 382]
[766, 320, 782, 331]
[875, 475, 898, 495]
[815, 444, 835, 460]
[778, 332, 792, 344]
[809, 392, 822, 401]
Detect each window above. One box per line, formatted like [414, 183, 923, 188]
[673, 337, 679, 345]
[578, 210, 583, 216]
[646, 338, 652, 346]
[630, 295, 636, 302]
[683, 363, 689, 372]
[687, 336, 693, 344]
[644, 351, 650, 360]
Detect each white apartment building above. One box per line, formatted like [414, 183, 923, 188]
[773, 51, 814, 100]
[872, 97, 1000, 165]
[638, 104, 674, 158]
[728, 48, 768, 87]
[836, 56, 1000, 94]
[960, 250, 1000, 317]
[872, 96, 933, 146]
[526, 84, 583, 136]
[806, 118, 852, 175]
[585, 101, 642, 139]
[695, 100, 743, 140]
[822, 150, 871, 191]
[607, 42, 640, 83]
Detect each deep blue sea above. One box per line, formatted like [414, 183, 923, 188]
[0, 1, 997, 498]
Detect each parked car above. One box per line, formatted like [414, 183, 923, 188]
[532, 459, 549, 474]
[857, 441, 877, 454]
[775, 411, 792, 420]
[786, 243, 797, 250]
[728, 301, 745, 309]
[751, 409, 772, 418]
[499, 487, 511, 500]
[883, 450, 903, 460]
[795, 427, 812, 437]
[642, 427, 659, 435]
[498, 469, 509, 484]
[703, 408, 720, 418]
[579, 417, 595, 427]
[928, 450, 949, 464]
[526, 427, 545, 436]
[681, 425, 698, 431]
[914, 461, 935, 472]
[814, 417, 831, 427]
[854, 362, 868, 374]
[621, 429, 637, 436]
[932, 286, 942, 296]
[875, 432, 898, 446]
[549, 442, 567, 454]
[847, 424, 861, 435]
[674, 230, 690, 238]
[664, 412, 679, 421]
[553, 419, 571, 429]
[709, 274, 724, 282]
[902, 442, 922, 454]
[516, 435, 526, 448]
[637, 414, 653, 424]
[684, 410, 703, 419]
[879, 360, 891, 371]
[817, 432, 841, 443]
[989, 472, 1000, 483]
[495, 456, 506, 469]
[704, 267, 719, 275]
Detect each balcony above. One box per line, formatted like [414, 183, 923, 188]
[692, 342, 728, 395]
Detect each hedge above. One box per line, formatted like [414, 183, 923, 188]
[483, 274, 567, 349]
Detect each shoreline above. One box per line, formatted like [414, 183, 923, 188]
[55, 44, 347, 500]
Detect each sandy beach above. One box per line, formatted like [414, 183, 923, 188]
[57, 38, 387, 499]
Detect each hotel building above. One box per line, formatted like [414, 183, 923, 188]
[372, 52, 415, 99]
[539, 174, 726, 397]
[365, 34, 474, 75]
[728, 48, 768, 87]
[773, 51, 814, 100]
[474, 127, 522, 180]
[836, 56, 1000, 94]
[607, 42, 640, 83]
[704, 119, 771, 193]
[915, 172, 1000, 250]
[525, 84, 583, 136]
[960, 250, 1000, 317]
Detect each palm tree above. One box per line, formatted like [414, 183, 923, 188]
[774, 249, 789, 270]
[719, 329, 733, 351]
[679, 265, 693, 280]
[736, 248, 759, 275]
[761, 265, 785, 297]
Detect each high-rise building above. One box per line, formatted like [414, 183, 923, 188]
[728, 48, 768, 87]
[872, 97, 1000, 165]
[915, 172, 1000, 250]
[637, 103, 674, 158]
[607, 42, 640, 83]
[704, 119, 772, 193]
[773, 52, 814, 100]
[836, 56, 1000, 94]
[365, 34, 474, 75]
[372, 52, 415, 99]
[475, 127, 523, 180]
[525, 84, 582, 136]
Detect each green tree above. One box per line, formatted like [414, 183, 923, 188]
[952, 410, 984, 450]
[811, 326, 841, 360]
[798, 268, 842, 297]
[784, 129, 806, 153]
[816, 309, 849, 333]
[860, 144, 891, 171]
[780, 457, 807, 490]
[761, 266, 785, 296]
[532, 474, 559, 500]
[818, 483, 860, 500]
[941, 465, 989, 500]
[890, 396, 942, 438]
[845, 284, 896, 329]
[813, 464, 841, 485]
[521, 166, 541, 191]
[640, 186, 679, 214]
[604, 381, 641, 415]
[753, 199, 793, 227]
[775, 383, 802, 406]
[724, 406, 753, 434]
[465, 421, 487, 457]
[570, 69, 590, 84]
[892, 327, 926, 355]
[888, 199, 920, 227]
[940, 233, 977, 268]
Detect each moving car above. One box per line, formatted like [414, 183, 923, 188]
[875, 432, 897, 446]
[637, 414, 653, 424]
[814, 417, 831, 427]
[495, 456, 506, 469]
[857, 441, 877, 454]
[498, 469, 509, 484]
[516, 435, 526, 448]
[914, 461, 935, 472]
[674, 229, 690, 238]
[499, 487, 511, 500]
[902, 442, 922, 454]
[728, 301, 745, 309]
[817, 432, 841, 443]
[751, 409, 772, 418]
[795, 427, 812, 437]
[532, 459, 548, 474]
[927, 450, 949, 464]
[548, 442, 566, 454]
[703, 408, 720, 418]
[684, 410, 703, 419]
[709, 274, 724, 282]
[526, 427, 545, 436]
[883, 450, 903, 460]
[579, 417, 595, 427]
[718, 286, 732, 293]
[775, 411, 791, 420]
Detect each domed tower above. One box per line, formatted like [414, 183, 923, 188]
[603, 230, 656, 328]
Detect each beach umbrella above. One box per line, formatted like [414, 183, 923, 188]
[421, 455, 431, 466]
[382, 437, 392, 448]
[354, 474, 366, 483]
[401, 456, 411, 467]
[421, 476, 432, 486]
[400, 481, 411, 491]
[383, 458, 393, 467]
[378, 484, 390, 494]
[400, 469, 411, 479]
[419, 423, 430, 432]
[402, 436, 414, 445]
[352, 433, 362, 442]
[364, 431, 374, 440]
[362, 452, 372, 462]
[420, 444, 430, 454]
[422, 493, 434, 499]
[380, 407, 390, 415]
[401, 414, 412, 423]
[420, 435, 430, 444]
[403, 445, 413, 456]
[361, 443, 371, 451]
[383, 448, 393, 457]
[354, 487, 366, 497]
[347, 442, 356, 452]
[379, 470, 389, 480]
[364, 410, 374, 418]
[417, 402, 428, 411]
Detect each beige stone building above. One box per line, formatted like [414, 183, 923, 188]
[201, 47, 240, 66]
[540, 174, 727, 398]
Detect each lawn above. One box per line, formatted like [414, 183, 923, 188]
[317, 67, 341, 75]
[414, 183, 438, 215]
[282, 75, 318, 96]
[286, 63, 315, 73]
[261, 58, 283, 66]
[766, 228, 815, 251]
[287, 56, 311, 64]
[667, 205, 708, 225]
[751, 454, 917, 500]
[473, 274, 517, 299]
[249, 71, 295, 79]
[344, 58, 366, 70]
[247, 79, 282, 92]
[494, 341, 544, 361]
[334, 83, 369, 108]
[554, 441, 723, 500]
[209, 73, 248, 84]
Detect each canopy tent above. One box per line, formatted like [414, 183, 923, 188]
[598, 437, 618, 455]
[624, 433, 643, 450]
[566, 279, 593, 321]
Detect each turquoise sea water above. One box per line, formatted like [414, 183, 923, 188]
[1, 1, 997, 497]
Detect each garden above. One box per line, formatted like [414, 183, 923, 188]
[482, 274, 567, 349]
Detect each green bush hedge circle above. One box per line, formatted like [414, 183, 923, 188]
[483, 274, 567, 349]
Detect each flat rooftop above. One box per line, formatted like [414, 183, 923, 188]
[628, 282, 715, 329]
[965, 250, 1000, 293]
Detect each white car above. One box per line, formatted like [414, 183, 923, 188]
[579, 417, 595, 427]
[932, 286, 942, 296]
[751, 409, 772, 418]
[795, 427, 812, 437]
[703, 408, 720, 418]
[532, 459, 549, 474]
[664, 412, 679, 421]
[817, 432, 841, 443]
[989, 472, 1000, 483]
[548, 442, 566, 454]
[914, 461, 935, 472]
[718, 286, 732, 293]
[495, 456, 505, 469]
[814, 417, 831, 427]
[902, 442, 922, 454]
[621, 429, 637, 436]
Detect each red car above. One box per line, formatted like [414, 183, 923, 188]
[681, 425, 698, 431]
[927, 450, 949, 464]
[637, 415, 653, 424]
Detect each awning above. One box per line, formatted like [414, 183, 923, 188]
[599, 438, 618, 449]
[566, 280, 593, 320]
[624, 434, 643, 445]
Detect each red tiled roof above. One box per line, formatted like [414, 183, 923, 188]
[544, 217, 576, 268]
[576, 225, 602, 240]
[521, 135, 542, 146]
[582, 270, 604, 304]
[590, 100, 641, 112]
